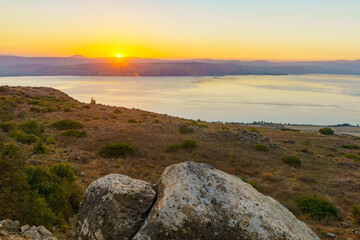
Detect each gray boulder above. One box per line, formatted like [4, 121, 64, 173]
[134, 162, 319, 240]
[22, 225, 55, 240]
[76, 174, 156, 240]
[0, 219, 20, 233]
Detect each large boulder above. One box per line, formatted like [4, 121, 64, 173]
[76, 174, 156, 240]
[0, 219, 20, 233]
[133, 162, 319, 240]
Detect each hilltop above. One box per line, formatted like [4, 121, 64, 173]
[0, 86, 359, 239]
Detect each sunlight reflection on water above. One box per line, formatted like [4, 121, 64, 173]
[1, 75, 359, 125]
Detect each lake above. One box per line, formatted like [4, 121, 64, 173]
[1, 74, 360, 125]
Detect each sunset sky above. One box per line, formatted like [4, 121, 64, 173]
[1, 0, 360, 60]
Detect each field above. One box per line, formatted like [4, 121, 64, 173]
[0, 86, 359, 239]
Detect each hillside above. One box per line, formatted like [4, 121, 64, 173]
[0, 86, 359, 239]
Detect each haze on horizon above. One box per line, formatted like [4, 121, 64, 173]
[1, 0, 360, 61]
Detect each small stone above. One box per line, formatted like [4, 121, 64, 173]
[326, 232, 335, 238]
[80, 171, 85, 177]
[36, 225, 53, 238]
[341, 221, 350, 228]
[20, 224, 29, 233]
[23, 228, 41, 239]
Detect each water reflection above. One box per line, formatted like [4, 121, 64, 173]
[0, 75, 359, 125]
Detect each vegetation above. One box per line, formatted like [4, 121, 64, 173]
[0, 122, 16, 132]
[199, 124, 208, 128]
[113, 109, 121, 114]
[319, 127, 334, 135]
[128, 119, 137, 123]
[60, 129, 87, 138]
[281, 128, 300, 132]
[32, 140, 50, 154]
[50, 119, 83, 130]
[90, 97, 96, 104]
[343, 153, 359, 160]
[166, 144, 180, 152]
[179, 124, 193, 134]
[45, 136, 56, 145]
[19, 120, 42, 136]
[10, 130, 39, 144]
[1, 142, 21, 159]
[282, 155, 301, 167]
[342, 144, 359, 150]
[254, 143, 269, 152]
[180, 139, 198, 150]
[238, 176, 258, 189]
[294, 195, 337, 219]
[350, 205, 360, 224]
[99, 142, 135, 158]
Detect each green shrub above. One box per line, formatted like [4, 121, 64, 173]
[282, 155, 301, 167]
[17, 111, 26, 119]
[166, 144, 180, 152]
[248, 127, 262, 136]
[32, 140, 50, 154]
[60, 130, 87, 138]
[319, 127, 334, 135]
[281, 128, 300, 132]
[10, 130, 39, 144]
[180, 139, 198, 150]
[128, 119, 137, 123]
[63, 107, 73, 112]
[50, 119, 83, 130]
[342, 144, 359, 150]
[113, 109, 121, 114]
[294, 195, 337, 219]
[0, 122, 16, 132]
[45, 137, 56, 145]
[153, 119, 161, 123]
[1, 142, 20, 159]
[344, 153, 359, 160]
[179, 124, 193, 134]
[30, 107, 42, 113]
[19, 120, 41, 136]
[199, 124, 208, 128]
[99, 142, 135, 158]
[222, 126, 229, 130]
[49, 163, 77, 182]
[28, 100, 39, 105]
[254, 144, 269, 152]
[90, 97, 96, 105]
[350, 205, 360, 224]
[238, 176, 258, 189]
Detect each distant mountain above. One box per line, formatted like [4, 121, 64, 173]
[0, 56, 359, 76]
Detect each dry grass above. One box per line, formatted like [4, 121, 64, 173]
[0, 86, 359, 239]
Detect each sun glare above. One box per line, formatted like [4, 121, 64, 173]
[116, 54, 122, 58]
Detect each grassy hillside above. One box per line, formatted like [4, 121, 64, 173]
[0, 85, 359, 239]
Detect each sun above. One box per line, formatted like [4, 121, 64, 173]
[116, 54, 122, 58]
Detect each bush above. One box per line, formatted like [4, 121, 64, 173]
[45, 136, 56, 145]
[128, 119, 137, 123]
[294, 195, 337, 219]
[19, 120, 41, 136]
[199, 124, 208, 128]
[342, 144, 360, 150]
[179, 124, 193, 134]
[282, 155, 301, 167]
[350, 205, 360, 224]
[17, 111, 26, 119]
[0, 122, 16, 132]
[10, 130, 39, 144]
[113, 109, 121, 114]
[166, 144, 180, 152]
[32, 140, 50, 154]
[222, 126, 229, 130]
[254, 144, 269, 152]
[248, 127, 262, 136]
[344, 153, 359, 160]
[90, 97, 96, 105]
[99, 142, 135, 158]
[60, 130, 87, 138]
[319, 127, 334, 135]
[281, 128, 300, 132]
[180, 139, 198, 150]
[50, 119, 83, 130]
[1, 142, 20, 159]
[63, 107, 73, 112]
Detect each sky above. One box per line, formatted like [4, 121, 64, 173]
[1, 0, 360, 60]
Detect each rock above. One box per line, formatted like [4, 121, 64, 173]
[0, 219, 20, 233]
[20, 225, 29, 233]
[23, 226, 41, 239]
[80, 171, 85, 177]
[76, 174, 156, 240]
[36, 226, 53, 238]
[341, 221, 350, 228]
[134, 162, 320, 240]
[326, 232, 335, 238]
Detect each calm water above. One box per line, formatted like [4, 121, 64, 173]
[1, 75, 360, 125]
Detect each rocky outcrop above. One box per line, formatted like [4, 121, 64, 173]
[76, 174, 156, 240]
[77, 162, 320, 240]
[0, 220, 56, 240]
